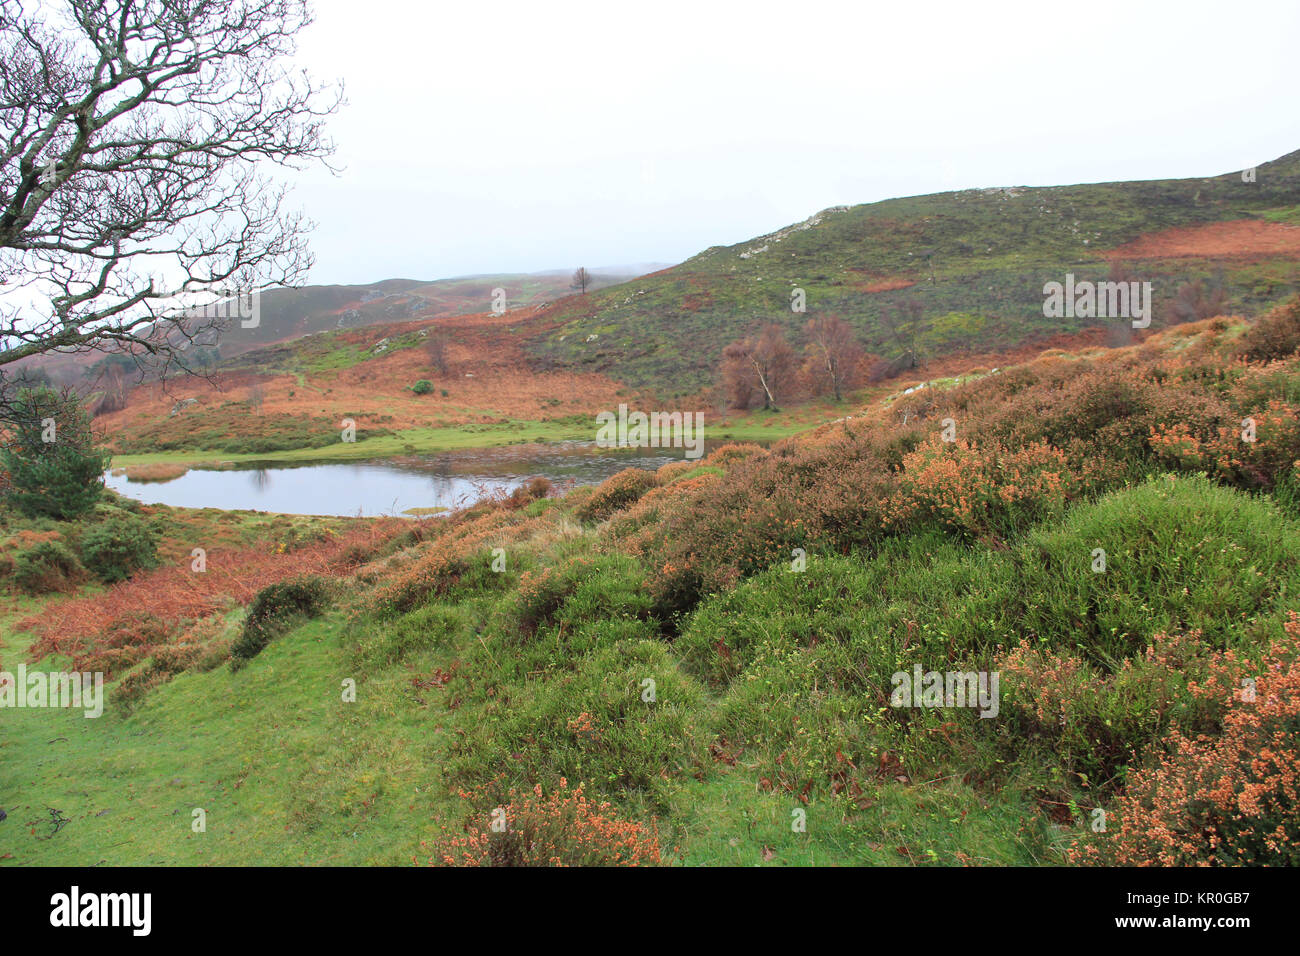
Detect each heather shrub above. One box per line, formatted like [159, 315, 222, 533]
[1238, 294, 1300, 363]
[640, 442, 875, 620]
[883, 437, 1077, 541]
[505, 475, 552, 509]
[706, 442, 768, 467]
[574, 468, 659, 523]
[998, 628, 1226, 788]
[372, 542, 469, 614]
[1071, 613, 1300, 865]
[1150, 398, 1300, 491]
[506, 552, 647, 639]
[430, 779, 664, 866]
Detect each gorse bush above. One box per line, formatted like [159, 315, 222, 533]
[12, 537, 86, 593]
[411, 379, 434, 395]
[78, 514, 159, 584]
[231, 576, 332, 668]
[1013, 475, 1300, 665]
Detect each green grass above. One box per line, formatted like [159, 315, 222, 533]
[108, 414, 810, 469]
[0, 612, 459, 865]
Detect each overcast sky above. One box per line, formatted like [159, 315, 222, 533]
[288, 0, 1300, 285]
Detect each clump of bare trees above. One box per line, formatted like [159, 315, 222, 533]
[1171, 272, 1229, 324]
[720, 317, 868, 410]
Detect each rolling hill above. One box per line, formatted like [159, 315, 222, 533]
[525, 149, 1300, 396]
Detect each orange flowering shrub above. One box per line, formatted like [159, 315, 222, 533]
[427, 779, 665, 867]
[884, 437, 1076, 539]
[366, 508, 542, 614]
[999, 628, 1227, 786]
[1238, 294, 1300, 363]
[1071, 612, 1300, 865]
[574, 467, 660, 523]
[1151, 399, 1300, 490]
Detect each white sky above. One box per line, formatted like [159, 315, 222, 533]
[289, 0, 1300, 285]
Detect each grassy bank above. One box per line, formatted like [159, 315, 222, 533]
[106, 412, 826, 470]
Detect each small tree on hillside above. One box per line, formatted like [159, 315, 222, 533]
[720, 325, 797, 410]
[880, 299, 928, 370]
[571, 267, 593, 294]
[803, 314, 864, 402]
[0, 387, 110, 519]
[1172, 272, 1228, 325]
[424, 331, 450, 374]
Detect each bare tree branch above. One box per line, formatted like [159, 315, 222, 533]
[0, 0, 341, 403]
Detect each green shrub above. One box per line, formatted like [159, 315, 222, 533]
[1, 387, 111, 519]
[79, 515, 159, 583]
[411, 379, 434, 395]
[12, 538, 86, 593]
[450, 639, 707, 808]
[231, 576, 333, 668]
[1013, 474, 1300, 665]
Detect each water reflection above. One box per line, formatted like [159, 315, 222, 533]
[105, 441, 727, 517]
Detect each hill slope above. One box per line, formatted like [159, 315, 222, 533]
[528, 150, 1300, 396]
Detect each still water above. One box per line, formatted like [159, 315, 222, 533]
[104, 442, 708, 517]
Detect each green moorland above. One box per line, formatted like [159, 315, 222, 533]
[4, 297, 1300, 866]
[106, 407, 823, 470]
[530, 149, 1300, 396]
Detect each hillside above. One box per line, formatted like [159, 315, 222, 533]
[528, 150, 1300, 396]
[5, 295, 1300, 865]
[18, 268, 654, 385]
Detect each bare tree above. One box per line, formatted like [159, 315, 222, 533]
[0, 0, 341, 399]
[247, 381, 264, 414]
[1171, 271, 1228, 325]
[571, 266, 592, 294]
[880, 298, 927, 370]
[720, 324, 796, 410]
[423, 329, 449, 374]
[803, 314, 863, 402]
